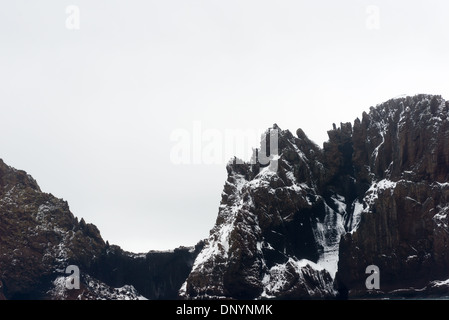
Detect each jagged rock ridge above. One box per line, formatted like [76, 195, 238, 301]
[2, 94, 449, 300]
[181, 126, 346, 299]
[182, 94, 449, 299]
[0, 159, 202, 299]
[336, 94, 449, 297]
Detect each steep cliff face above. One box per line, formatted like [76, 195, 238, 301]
[182, 94, 449, 299]
[0, 159, 200, 300]
[336, 95, 449, 297]
[0, 159, 107, 299]
[90, 242, 203, 300]
[181, 126, 345, 299]
[3, 94, 449, 300]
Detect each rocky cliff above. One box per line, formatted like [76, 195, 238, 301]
[336, 95, 449, 297]
[0, 159, 200, 299]
[182, 94, 449, 299]
[89, 242, 203, 300]
[180, 126, 342, 299]
[2, 94, 449, 299]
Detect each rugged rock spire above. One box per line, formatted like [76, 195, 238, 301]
[181, 125, 343, 299]
[2, 94, 449, 299]
[182, 94, 449, 299]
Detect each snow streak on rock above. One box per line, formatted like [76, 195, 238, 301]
[182, 125, 343, 299]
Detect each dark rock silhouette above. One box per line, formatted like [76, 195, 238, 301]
[0, 159, 201, 299]
[336, 95, 449, 297]
[2, 94, 449, 299]
[183, 94, 449, 299]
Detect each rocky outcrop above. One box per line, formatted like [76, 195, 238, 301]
[336, 95, 449, 297]
[3, 94, 449, 299]
[182, 94, 449, 299]
[181, 126, 343, 299]
[90, 242, 203, 300]
[0, 159, 106, 298]
[0, 159, 200, 300]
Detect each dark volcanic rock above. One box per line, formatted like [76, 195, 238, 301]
[0, 280, 5, 300]
[183, 94, 449, 300]
[90, 242, 203, 300]
[181, 127, 341, 299]
[0, 159, 106, 299]
[0, 159, 201, 300]
[3, 94, 449, 300]
[336, 95, 449, 297]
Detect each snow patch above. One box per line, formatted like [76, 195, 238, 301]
[433, 206, 449, 229]
[331, 194, 346, 214]
[260, 258, 335, 298]
[430, 278, 449, 287]
[47, 274, 147, 300]
[436, 182, 449, 188]
[313, 201, 345, 278]
[349, 200, 364, 233]
[364, 179, 397, 205]
[188, 174, 248, 277]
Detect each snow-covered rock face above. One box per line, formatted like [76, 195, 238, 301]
[47, 274, 147, 300]
[337, 95, 449, 297]
[182, 126, 346, 299]
[183, 94, 449, 299]
[3, 94, 449, 300]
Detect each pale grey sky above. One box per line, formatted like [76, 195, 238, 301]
[1, 1, 449, 252]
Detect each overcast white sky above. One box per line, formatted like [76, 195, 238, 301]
[1, 1, 449, 252]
